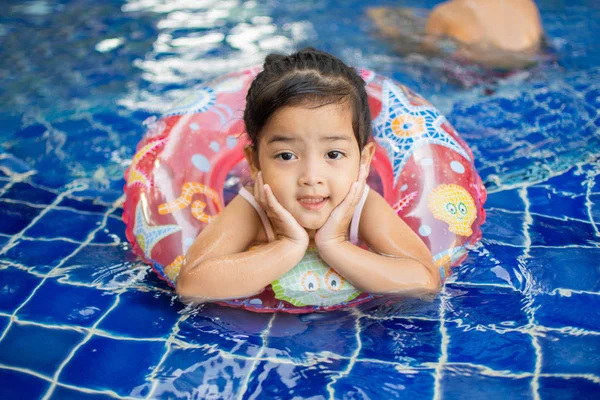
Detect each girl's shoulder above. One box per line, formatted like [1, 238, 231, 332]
[194, 193, 263, 252]
[358, 189, 431, 261]
[359, 188, 390, 223]
[183, 193, 262, 264]
[235, 186, 272, 245]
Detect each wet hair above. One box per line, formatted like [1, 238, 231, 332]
[244, 47, 372, 152]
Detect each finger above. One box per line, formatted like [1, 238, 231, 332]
[263, 184, 282, 213]
[257, 171, 265, 207]
[359, 162, 369, 183]
[332, 182, 359, 223]
[258, 171, 264, 205]
[340, 181, 359, 211]
[253, 171, 260, 201]
[264, 184, 293, 221]
[353, 164, 367, 205]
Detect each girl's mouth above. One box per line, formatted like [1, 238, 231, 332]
[298, 197, 329, 211]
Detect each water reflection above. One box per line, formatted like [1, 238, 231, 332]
[117, 0, 304, 113]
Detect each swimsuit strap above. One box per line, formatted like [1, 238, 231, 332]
[239, 185, 370, 245]
[238, 187, 276, 242]
[350, 185, 370, 245]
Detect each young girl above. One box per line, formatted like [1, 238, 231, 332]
[176, 48, 439, 303]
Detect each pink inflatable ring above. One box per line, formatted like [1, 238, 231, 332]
[123, 67, 487, 313]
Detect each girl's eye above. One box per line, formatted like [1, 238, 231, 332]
[326, 151, 344, 160]
[275, 152, 296, 161]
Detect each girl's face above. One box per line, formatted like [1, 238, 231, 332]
[246, 103, 375, 236]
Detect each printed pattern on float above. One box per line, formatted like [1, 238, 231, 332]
[271, 248, 362, 307]
[165, 87, 217, 116]
[433, 245, 467, 280]
[133, 202, 181, 258]
[158, 182, 222, 223]
[165, 255, 185, 282]
[127, 138, 167, 190]
[428, 184, 477, 236]
[392, 191, 418, 213]
[373, 80, 472, 182]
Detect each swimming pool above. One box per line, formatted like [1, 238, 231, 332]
[1, 0, 599, 398]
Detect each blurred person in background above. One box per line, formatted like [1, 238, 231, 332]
[368, 0, 545, 71]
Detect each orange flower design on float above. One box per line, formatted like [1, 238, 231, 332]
[391, 114, 426, 138]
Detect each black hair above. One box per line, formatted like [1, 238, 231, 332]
[243, 47, 372, 152]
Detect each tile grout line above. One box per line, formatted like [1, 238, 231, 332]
[144, 311, 192, 399]
[547, 288, 600, 297]
[537, 325, 600, 337]
[0, 364, 135, 400]
[0, 196, 123, 343]
[0, 171, 36, 198]
[486, 205, 600, 226]
[0, 259, 155, 293]
[0, 183, 85, 257]
[538, 372, 600, 384]
[236, 313, 277, 400]
[584, 164, 599, 237]
[41, 204, 145, 399]
[0, 197, 124, 220]
[0, 180, 14, 198]
[518, 187, 542, 400]
[357, 313, 439, 322]
[440, 362, 533, 379]
[8, 316, 174, 342]
[0, 192, 134, 399]
[325, 310, 364, 399]
[5, 355, 599, 393]
[449, 281, 517, 290]
[484, 158, 597, 196]
[7, 305, 600, 349]
[0, 174, 120, 207]
[4, 317, 597, 396]
[481, 240, 600, 249]
[41, 295, 125, 399]
[0, 232, 126, 246]
[432, 284, 449, 400]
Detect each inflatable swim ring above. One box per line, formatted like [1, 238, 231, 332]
[123, 67, 487, 313]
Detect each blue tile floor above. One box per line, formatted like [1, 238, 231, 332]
[1, 147, 599, 398]
[1, 0, 600, 398]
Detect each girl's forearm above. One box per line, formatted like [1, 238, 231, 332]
[318, 241, 440, 295]
[176, 239, 306, 301]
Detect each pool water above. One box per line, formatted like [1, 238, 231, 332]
[1, 0, 599, 398]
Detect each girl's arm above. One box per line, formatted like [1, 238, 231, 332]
[318, 190, 439, 296]
[176, 194, 307, 302]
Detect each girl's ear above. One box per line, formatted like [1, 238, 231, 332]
[244, 145, 260, 179]
[361, 142, 376, 171]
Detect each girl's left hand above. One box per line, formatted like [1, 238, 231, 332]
[315, 163, 368, 250]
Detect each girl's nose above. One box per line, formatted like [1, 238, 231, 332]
[298, 160, 325, 186]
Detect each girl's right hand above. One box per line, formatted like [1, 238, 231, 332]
[254, 171, 309, 248]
